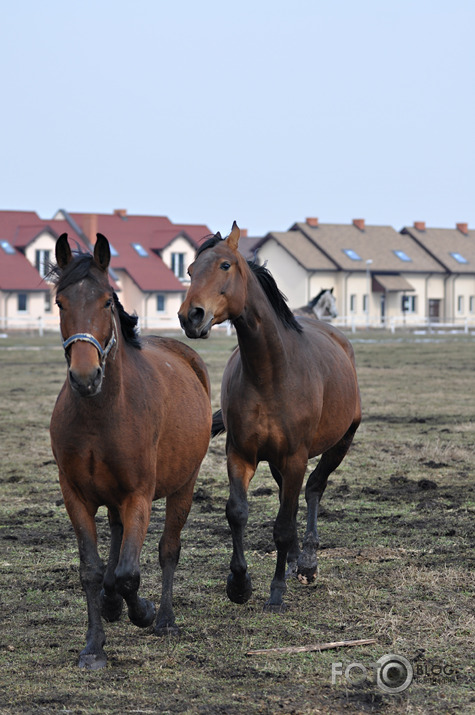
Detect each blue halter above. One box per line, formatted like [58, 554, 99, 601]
[62, 318, 117, 369]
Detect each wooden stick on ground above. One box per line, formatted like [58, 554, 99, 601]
[246, 638, 376, 656]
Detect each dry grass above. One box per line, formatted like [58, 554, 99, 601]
[0, 329, 474, 714]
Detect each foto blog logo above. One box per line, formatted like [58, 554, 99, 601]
[331, 653, 414, 693]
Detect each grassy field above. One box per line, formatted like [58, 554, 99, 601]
[0, 329, 474, 714]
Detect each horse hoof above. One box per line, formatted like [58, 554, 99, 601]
[100, 590, 123, 622]
[263, 601, 287, 613]
[153, 623, 180, 637]
[79, 651, 107, 670]
[226, 573, 252, 604]
[129, 598, 156, 628]
[297, 567, 317, 585]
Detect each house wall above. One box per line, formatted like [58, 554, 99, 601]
[114, 271, 185, 330]
[0, 290, 52, 329]
[258, 239, 309, 308]
[161, 236, 196, 285]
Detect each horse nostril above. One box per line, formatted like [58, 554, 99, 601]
[189, 306, 205, 325]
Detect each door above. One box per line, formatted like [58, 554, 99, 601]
[428, 299, 440, 323]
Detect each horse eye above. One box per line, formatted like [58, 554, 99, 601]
[56, 299, 63, 310]
[220, 262, 231, 271]
[105, 298, 112, 309]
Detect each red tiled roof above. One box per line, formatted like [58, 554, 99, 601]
[0, 248, 47, 291]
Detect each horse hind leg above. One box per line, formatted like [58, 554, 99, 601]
[264, 463, 305, 612]
[114, 495, 156, 629]
[269, 464, 299, 578]
[100, 507, 124, 622]
[298, 421, 359, 585]
[154, 476, 197, 636]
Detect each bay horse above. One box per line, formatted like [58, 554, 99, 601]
[294, 288, 338, 321]
[50, 233, 212, 669]
[179, 223, 361, 611]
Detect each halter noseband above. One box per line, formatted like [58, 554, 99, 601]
[62, 315, 118, 371]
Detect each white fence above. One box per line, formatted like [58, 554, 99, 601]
[1, 313, 475, 337]
[332, 315, 475, 334]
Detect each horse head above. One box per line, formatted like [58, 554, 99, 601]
[54, 233, 117, 397]
[179, 222, 246, 338]
[312, 288, 338, 320]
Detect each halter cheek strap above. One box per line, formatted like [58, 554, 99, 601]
[62, 315, 118, 369]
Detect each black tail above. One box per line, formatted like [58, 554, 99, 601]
[211, 409, 226, 438]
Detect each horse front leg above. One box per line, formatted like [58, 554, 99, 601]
[61, 481, 106, 670]
[154, 476, 196, 636]
[115, 495, 155, 628]
[225, 451, 255, 604]
[298, 421, 359, 584]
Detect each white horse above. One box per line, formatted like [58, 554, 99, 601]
[295, 288, 338, 321]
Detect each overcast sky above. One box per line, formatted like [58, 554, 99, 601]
[1, 0, 473, 236]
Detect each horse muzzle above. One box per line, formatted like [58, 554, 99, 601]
[68, 366, 103, 397]
[178, 306, 213, 339]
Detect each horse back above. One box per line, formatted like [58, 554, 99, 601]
[142, 335, 211, 397]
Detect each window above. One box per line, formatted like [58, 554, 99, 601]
[457, 296, 464, 313]
[1, 240, 16, 255]
[402, 295, 416, 313]
[342, 248, 362, 261]
[349, 294, 357, 313]
[157, 294, 165, 312]
[17, 293, 27, 312]
[131, 243, 148, 257]
[45, 292, 52, 313]
[363, 294, 369, 312]
[450, 252, 468, 264]
[470, 296, 475, 314]
[394, 250, 412, 262]
[171, 252, 186, 279]
[35, 249, 51, 278]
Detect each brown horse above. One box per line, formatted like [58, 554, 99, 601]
[50, 233, 211, 669]
[179, 223, 361, 611]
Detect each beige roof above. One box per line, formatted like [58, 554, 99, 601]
[294, 222, 445, 273]
[265, 230, 337, 271]
[373, 274, 415, 292]
[403, 225, 475, 274]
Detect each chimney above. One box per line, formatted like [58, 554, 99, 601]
[352, 218, 365, 231]
[240, 228, 248, 238]
[84, 214, 98, 243]
[306, 217, 319, 227]
[114, 209, 127, 218]
[456, 222, 468, 235]
[414, 221, 426, 231]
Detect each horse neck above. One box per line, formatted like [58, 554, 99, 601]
[232, 271, 293, 382]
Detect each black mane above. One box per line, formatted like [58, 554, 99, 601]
[50, 253, 142, 349]
[309, 288, 327, 308]
[196, 235, 303, 334]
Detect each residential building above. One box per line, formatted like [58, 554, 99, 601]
[0, 209, 212, 331]
[253, 218, 473, 327]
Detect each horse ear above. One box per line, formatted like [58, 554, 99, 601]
[56, 233, 72, 269]
[330, 287, 334, 294]
[227, 221, 240, 251]
[94, 233, 111, 272]
[215, 231, 222, 240]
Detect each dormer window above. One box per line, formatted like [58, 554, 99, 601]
[132, 243, 148, 257]
[171, 252, 186, 279]
[342, 249, 362, 261]
[1, 240, 16, 255]
[450, 252, 468, 264]
[394, 250, 412, 262]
